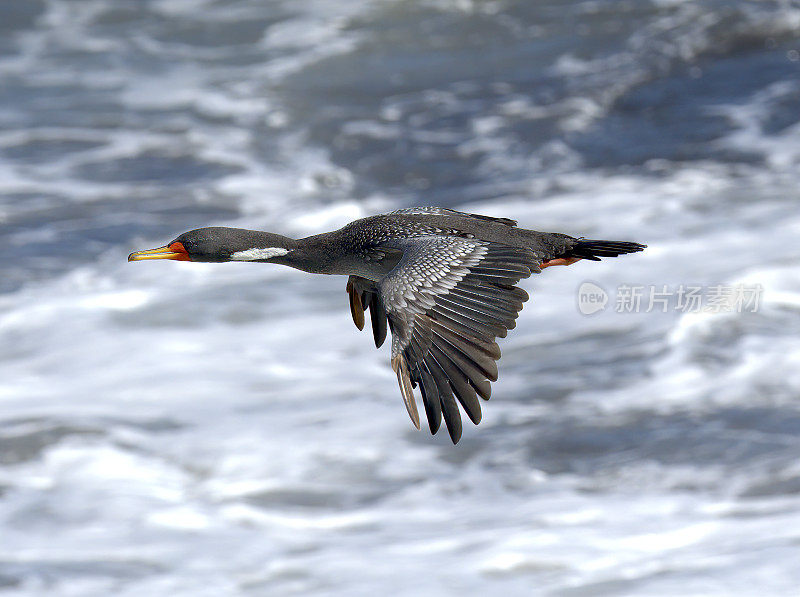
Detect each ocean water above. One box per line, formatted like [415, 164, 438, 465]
[1, 0, 800, 595]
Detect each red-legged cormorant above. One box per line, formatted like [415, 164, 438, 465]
[129, 206, 645, 443]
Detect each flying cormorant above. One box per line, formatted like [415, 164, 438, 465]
[129, 206, 645, 443]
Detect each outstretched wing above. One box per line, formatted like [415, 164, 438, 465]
[351, 235, 540, 443]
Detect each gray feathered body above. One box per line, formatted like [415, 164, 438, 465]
[284, 208, 573, 280]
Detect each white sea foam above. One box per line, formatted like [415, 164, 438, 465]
[2, 0, 800, 595]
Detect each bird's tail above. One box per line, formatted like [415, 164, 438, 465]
[564, 238, 647, 261]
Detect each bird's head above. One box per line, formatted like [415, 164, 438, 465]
[128, 227, 297, 263]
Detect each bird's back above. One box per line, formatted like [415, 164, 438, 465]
[339, 208, 574, 262]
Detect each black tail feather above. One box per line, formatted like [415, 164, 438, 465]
[566, 239, 647, 261]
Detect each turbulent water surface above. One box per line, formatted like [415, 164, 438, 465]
[1, 1, 800, 595]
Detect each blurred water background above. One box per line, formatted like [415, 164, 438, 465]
[1, 1, 800, 595]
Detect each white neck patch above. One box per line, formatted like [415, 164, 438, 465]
[231, 247, 290, 261]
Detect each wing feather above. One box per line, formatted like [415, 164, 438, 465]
[425, 353, 463, 443]
[369, 294, 388, 347]
[392, 355, 420, 430]
[347, 276, 388, 348]
[417, 364, 442, 433]
[430, 331, 494, 397]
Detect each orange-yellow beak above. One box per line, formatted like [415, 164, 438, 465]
[128, 242, 191, 262]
